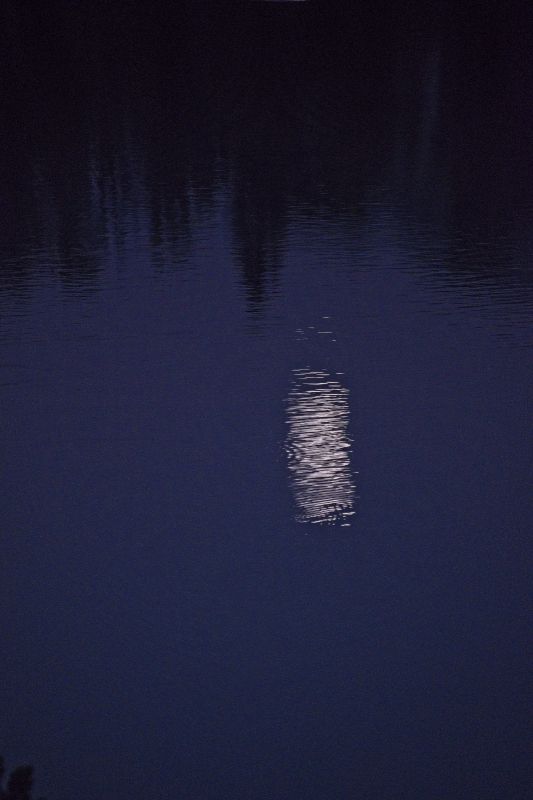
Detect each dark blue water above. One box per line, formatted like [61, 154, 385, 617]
[1, 3, 532, 798]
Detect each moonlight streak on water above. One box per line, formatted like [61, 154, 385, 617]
[285, 369, 356, 526]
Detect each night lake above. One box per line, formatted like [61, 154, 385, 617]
[1, 3, 532, 798]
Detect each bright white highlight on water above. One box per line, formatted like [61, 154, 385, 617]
[285, 368, 356, 526]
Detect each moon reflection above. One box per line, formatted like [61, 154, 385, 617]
[285, 368, 356, 526]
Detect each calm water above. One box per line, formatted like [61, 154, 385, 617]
[1, 4, 532, 799]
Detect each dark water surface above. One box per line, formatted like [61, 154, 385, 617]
[1, 3, 532, 798]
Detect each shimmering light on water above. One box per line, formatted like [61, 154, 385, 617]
[285, 368, 355, 525]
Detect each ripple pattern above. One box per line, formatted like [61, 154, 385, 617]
[285, 369, 356, 526]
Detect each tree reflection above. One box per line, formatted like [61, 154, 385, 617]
[0, 2, 530, 318]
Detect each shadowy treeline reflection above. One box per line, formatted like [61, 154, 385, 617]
[1, 1, 531, 314]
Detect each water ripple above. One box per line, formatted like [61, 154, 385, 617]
[285, 368, 356, 526]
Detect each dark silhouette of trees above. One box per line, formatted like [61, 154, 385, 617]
[0, 759, 45, 800]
